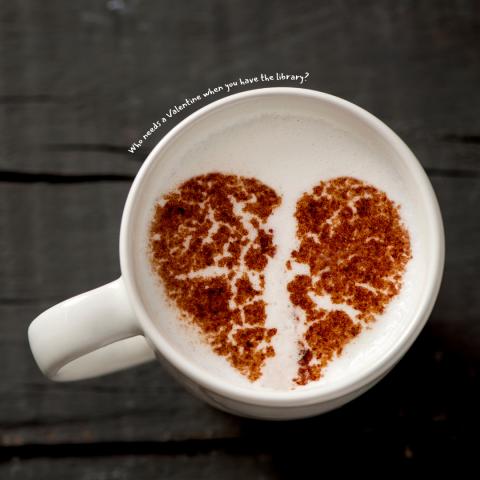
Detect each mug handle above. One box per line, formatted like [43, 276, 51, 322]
[28, 277, 156, 381]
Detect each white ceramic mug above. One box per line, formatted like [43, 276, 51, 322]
[28, 88, 444, 420]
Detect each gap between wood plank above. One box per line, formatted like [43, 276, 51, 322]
[42, 144, 147, 158]
[0, 172, 135, 183]
[0, 95, 55, 104]
[0, 169, 479, 184]
[439, 134, 480, 145]
[0, 438, 249, 461]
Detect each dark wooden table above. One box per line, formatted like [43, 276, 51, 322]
[1, 1, 479, 478]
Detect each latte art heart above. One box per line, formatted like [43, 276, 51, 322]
[287, 177, 411, 385]
[148, 173, 281, 382]
[137, 112, 421, 391]
[147, 174, 411, 387]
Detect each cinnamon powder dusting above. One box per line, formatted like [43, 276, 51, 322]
[148, 173, 281, 382]
[288, 177, 412, 385]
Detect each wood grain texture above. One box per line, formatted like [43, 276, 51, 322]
[0, 0, 479, 477]
[1, 0, 479, 173]
[0, 452, 279, 480]
[1, 334, 479, 478]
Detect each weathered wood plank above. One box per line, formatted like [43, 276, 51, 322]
[0, 0, 479, 174]
[0, 182, 128, 300]
[0, 333, 478, 478]
[427, 176, 480, 357]
[0, 452, 279, 480]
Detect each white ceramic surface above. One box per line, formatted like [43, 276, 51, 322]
[28, 88, 444, 420]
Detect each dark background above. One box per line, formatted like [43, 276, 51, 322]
[1, 1, 480, 478]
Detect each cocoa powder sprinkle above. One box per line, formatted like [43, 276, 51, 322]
[288, 177, 412, 385]
[148, 173, 281, 382]
[148, 173, 412, 387]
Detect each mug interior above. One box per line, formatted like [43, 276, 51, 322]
[120, 88, 443, 406]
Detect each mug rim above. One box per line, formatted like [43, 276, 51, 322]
[120, 87, 444, 407]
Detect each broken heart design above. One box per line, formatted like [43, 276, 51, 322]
[148, 173, 411, 386]
[287, 177, 412, 385]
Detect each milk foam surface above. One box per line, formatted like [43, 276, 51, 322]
[138, 112, 421, 391]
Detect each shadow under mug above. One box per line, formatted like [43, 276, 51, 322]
[28, 87, 444, 420]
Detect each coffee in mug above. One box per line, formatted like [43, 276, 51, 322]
[138, 112, 419, 391]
